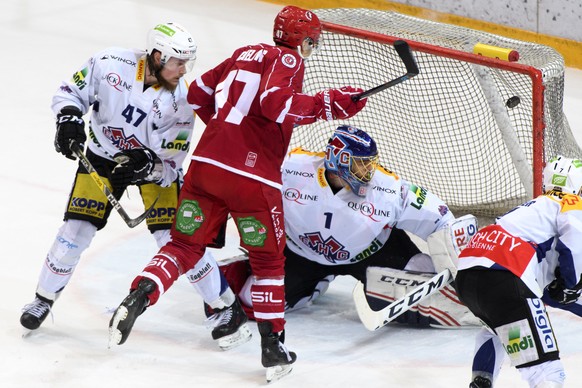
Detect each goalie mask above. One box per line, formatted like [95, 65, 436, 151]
[147, 22, 197, 72]
[542, 155, 582, 195]
[324, 126, 379, 197]
[273, 6, 322, 58]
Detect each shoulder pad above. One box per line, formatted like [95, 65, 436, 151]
[375, 164, 399, 179]
[560, 193, 582, 212]
[288, 147, 322, 157]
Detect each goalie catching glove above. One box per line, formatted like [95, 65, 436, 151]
[54, 106, 87, 160]
[110, 148, 162, 187]
[314, 86, 367, 120]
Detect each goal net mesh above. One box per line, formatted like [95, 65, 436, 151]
[291, 9, 581, 221]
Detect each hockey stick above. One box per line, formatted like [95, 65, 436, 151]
[352, 40, 419, 102]
[69, 140, 157, 228]
[352, 268, 453, 331]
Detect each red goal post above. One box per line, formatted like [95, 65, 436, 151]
[292, 9, 581, 222]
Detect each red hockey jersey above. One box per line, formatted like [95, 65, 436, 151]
[188, 43, 320, 188]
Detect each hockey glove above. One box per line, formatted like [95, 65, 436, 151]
[55, 106, 86, 160]
[110, 148, 161, 187]
[314, 86, 367, 121]
[545, 267, 582, 305]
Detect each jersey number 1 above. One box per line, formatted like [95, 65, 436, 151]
[324, 212, 333, 229]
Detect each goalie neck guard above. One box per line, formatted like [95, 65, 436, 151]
[324, 125, 379, 197]
[542, 155, 582, 195]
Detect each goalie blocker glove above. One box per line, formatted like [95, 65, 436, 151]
[55, 106, 86, 160]
[545, 267, 582, 305]
[314, 86, 367, 121]
[110, 148, 162, 187]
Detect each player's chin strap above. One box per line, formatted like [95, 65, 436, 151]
[353, 214, 478, 331]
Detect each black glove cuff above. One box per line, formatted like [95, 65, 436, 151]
[59, 106, 83, 117]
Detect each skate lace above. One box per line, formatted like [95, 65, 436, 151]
[277, 341, 292, 361]
[22, 298, 53, 319]
[205, 306, 233, 329]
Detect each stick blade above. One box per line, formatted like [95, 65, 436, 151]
[125, 195, 159, 228]
[393, 40, 419, 75]
[353, 281, 383, 331]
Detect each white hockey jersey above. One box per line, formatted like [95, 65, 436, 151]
[458, 191, 582, 297]
[281, 148, 454, 266]
[51, 47, 194, 187]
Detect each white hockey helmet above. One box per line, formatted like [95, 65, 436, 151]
[542, 155, 582, 195]
[147, 22, 196, 70]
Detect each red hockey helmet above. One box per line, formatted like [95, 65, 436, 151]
[273, 6, 322, 57]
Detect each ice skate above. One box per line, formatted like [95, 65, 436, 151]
[258, 321, 297, 383]
[206, 298, 252, 350]
[108, 278, 155, 347]
[469, 375, 492, 388]
[20, 294, 54, 331]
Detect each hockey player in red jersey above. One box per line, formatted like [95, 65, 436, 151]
[109, 6, 367, 382]
[456, 156, 582, 388]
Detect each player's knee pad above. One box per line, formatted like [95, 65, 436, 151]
[519, 360, 565, 388]
[48, 219, 97, 266]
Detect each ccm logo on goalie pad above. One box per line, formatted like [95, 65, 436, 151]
[378, 274, 426, 287]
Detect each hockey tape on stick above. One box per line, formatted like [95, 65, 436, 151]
[353, 268, 453, 331]
[352, 40, 420, 101]
[69, 140, 157, 228]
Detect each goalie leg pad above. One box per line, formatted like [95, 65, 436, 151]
[365, 266, 480, 328]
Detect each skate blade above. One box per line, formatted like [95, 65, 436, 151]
[108, 306, 128, 348]
[21, 328, 34, 338]
[266, 364, 293, 383]
[217, 323, 252, 351]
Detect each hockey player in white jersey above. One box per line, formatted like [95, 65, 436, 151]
[456, 155, 582, 388]
[20, 23, 247, 343]
[215, 125, 478, 328]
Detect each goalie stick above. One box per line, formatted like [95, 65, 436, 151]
[352, 40, 420, 102]
[353, 268, 453, 331]
[69, 140, 157, 228]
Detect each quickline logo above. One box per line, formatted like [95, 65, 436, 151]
[506, 327, 534, 354]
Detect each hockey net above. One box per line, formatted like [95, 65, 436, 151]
[291, 9, 581, 222]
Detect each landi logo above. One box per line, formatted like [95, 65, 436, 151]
[162, 130, 190, 151]
[506, 327, 534, 355]
[72, 67, 88, 90]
